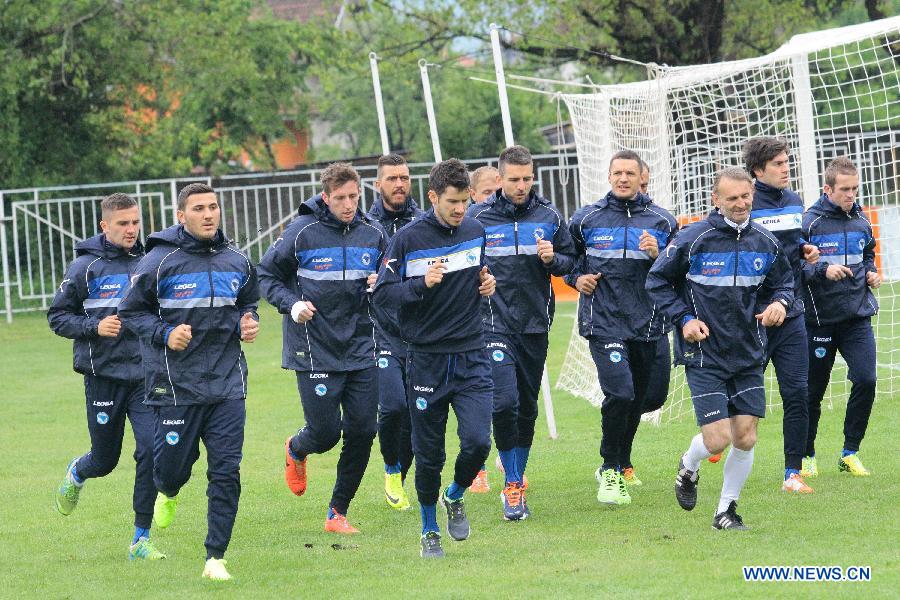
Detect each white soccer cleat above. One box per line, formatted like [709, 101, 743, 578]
[202, 558, 232, 581]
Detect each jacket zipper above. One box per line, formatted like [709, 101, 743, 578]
[514, 219, 519, 254]
[623, 206, 631, 258]
[342, 224, 349, 280]
[734, 229, 741, 286]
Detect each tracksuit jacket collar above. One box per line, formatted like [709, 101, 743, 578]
[707, 209, 750, 234]
[146, 224, 229, 254]
[808, 193, 861, 218]
[75, 234, 144, 259]
[602, 190, 652, 213]
[492, 189, 540, 217]
[369, 194, 420, 221]
[753, 179, 785, 203]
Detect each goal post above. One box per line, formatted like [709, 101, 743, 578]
[556, 16, 900, 423]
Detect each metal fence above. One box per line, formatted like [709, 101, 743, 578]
[0, 154, 579, 321]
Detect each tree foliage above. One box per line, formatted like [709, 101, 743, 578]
[0, 0, 306, 188]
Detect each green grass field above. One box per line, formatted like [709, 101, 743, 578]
[1, 303, 897, 598]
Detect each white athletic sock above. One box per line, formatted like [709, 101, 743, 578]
[717, 446, 755, 515]
[683, 433, 712, 472]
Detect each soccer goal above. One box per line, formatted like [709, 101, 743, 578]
[556, 16, 900, 423]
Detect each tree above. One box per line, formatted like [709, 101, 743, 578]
[0, 0, 307, 188]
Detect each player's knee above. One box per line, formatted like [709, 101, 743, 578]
[155, 468, 189, 497]
[850, 370, 876, 392]
[346, 420, 378, 444]
[733, 429, 757, 450]
[702, 429, 730, 454]
[93, 454, 120, 477]
[459, 431, 491, 461]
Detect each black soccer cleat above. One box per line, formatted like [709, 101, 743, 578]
[675, 459, 699, 511]
[420, 531, 445, 558]
[441, 492, 470, 541]
[712, 500, 749, 530]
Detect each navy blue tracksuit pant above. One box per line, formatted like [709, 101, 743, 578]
[153, 398, 245, 560]
[75, 375, 155, 529]
[589, 336, 670, 471]
[407, 349, 493, 506]
[765, 314, 811, 471]
[807, 316, 877, 455]
[376, 349, 414, 480]
[290, 367, 379, 515]
[488, 332, 548, 452]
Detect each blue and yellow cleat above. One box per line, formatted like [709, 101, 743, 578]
[129, 537, 166, 560]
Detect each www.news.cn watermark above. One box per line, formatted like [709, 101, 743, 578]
[743, 566, 871, 582]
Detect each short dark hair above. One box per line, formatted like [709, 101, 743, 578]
[824, 156, 858, 188]
[640, 159, 650, 175]
[101, 193, 137, 218]
[609, 150, 643, 172]
[177, 183, 215, 211]
[742, 137, 790, 177]
[429, 159, 470, 197]
[376, 153, 407, 179]
[498, 145, 532, 174]
[712, 167, 753, 194]
[321, 162, 360, 195]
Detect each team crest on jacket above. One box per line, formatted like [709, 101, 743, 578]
[753, 257, 764, 271]
[96, 412, 109, 425]
[465, 250, 477, 265]
[534, 228, 545, 240]
[492, 350, 505, 362]
[231, 278, 240, 292]
[814, 347, 827, 359]
[377, 357, 389, 369]
[415, 397, 427, 410]
[609, 351, 622, 363]
[315, 384, 327, 396]
[362, 252, 372, 266]
[166, 431, 180, 445]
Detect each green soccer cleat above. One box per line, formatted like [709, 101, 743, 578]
[129, 536, 167, 561]
[800, 456, 818, 478]
[154, 493, 178, 528]
[595, 468, 630, 505]
[384, 472, 411, 511]
[55, 458, 83, 516]
[839, 453, 870, 476]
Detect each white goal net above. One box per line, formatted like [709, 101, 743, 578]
[556, 16, 900, 424]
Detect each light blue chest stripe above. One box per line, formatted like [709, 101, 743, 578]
[752, 205, 803, 218]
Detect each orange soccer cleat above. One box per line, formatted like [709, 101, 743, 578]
[284, 437, 307, 496]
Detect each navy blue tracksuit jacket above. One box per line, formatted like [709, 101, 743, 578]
[373, 210, 486, 353]
[257, 195, 387, 372]
[645, 210, 794, 372]
[801, 195, 879, 326]
[468, 190, 576, 334]
[565, 191, 678, 342]
[48, 234, 144, 381]
[118, 225, 259, 405]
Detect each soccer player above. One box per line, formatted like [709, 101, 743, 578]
[118, 183, 260, 580]
[565, 150, 677, 505]
[367, 154, 423, 510]
[259, 162, 386, 533]
[373, 158, 496, 558]
[801, 157, 880, 477]
[470, 166, 501, 204]
[743, 136, 820, 493]
[639, 160, 650, 195]
[469, 145, 576, 518]
[49, 193, 164, 560]
[646, 167, 793, 530]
